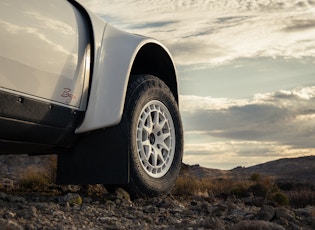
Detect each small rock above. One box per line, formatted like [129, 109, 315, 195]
[275, 207, 295, 222]
[202, 217, 225, 230]
[17, 205, 37, 219]
[0, 218, 23, 230]
[61, 193, 82, 206]
[52, 210, 67, 220]
[232, 220, 285, 230]
[115, 188, 131, 202]
[143, 205, 158, 213]
[295, 205, 315, 217]
[256, 205, 275, 221]
[4, 211, 16, 219]
[97, 216, 118, 223]
[211, 203, 228, 216]
[8, 196, 26, 203]
[309, 216, 315, 229]
[190, 201, 198, 206]
[0, 191, 8, 200]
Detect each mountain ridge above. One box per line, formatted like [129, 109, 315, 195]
[182, 155, 315, 184]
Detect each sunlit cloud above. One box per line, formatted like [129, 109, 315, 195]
[183, 140, 315, 169]
[181, 86, 315, 149]
[78, 0, 315, 66]
[180, 95, 247, 112]
[180, 86, 315, 168]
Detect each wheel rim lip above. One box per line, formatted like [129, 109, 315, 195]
[136, 100, 176, 178]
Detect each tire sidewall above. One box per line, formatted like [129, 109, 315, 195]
[126, 77, 183, 196]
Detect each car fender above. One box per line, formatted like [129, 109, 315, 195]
[76, 23, 176, 133]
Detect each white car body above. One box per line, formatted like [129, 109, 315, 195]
[0, 0, 178, 133]
[1, 0, 90, 108]
[0, 0, 182, 196]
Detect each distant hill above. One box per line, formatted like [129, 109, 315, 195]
[181, 156, 315, 184]
[231, 155, 315, 184]
[180, 163, 232, 179]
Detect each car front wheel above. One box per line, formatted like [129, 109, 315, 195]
[122, 74, 183, 197]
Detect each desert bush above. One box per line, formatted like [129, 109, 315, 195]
[211, 179, 245, 195]
[18, 167, 50, 190]
[173, 172, 313, 207]
[271, 191, 289, 206]
[17, 156, 57, 190]
[249, 183, 269, 197]
[173, 175, 252, 197]
[248, 173, 282, 200]
[45, 155, 57, 183]
[231, 183, 251, 198]
[251, 174, 273, 187]
[250, 173, 261, 182]
[287, 190, 315, 208]
[173, 175, 210, 196]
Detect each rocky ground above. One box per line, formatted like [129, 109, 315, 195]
[0, 155, 314, 229]
[0, 187, 315, 230]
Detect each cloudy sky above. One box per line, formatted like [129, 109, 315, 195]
[79, 0, 315, 169]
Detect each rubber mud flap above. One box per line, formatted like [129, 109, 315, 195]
[57, 126, 129, 185]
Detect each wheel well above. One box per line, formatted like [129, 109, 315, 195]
[130, 43, 178, 103]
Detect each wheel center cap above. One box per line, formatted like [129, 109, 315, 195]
[149, 133, 155, 145]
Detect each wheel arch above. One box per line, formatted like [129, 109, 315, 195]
[76, 23, 179, 133]
[130, 43, 179, 103]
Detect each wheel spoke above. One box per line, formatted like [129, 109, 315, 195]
[153, 118, 165, 133]
[153, 110, 159, 126]
[158, 119, 167, 131]
[160, 141, 170, 152]
[142, 139, 151, 148]
[136, 100, 176, 178]
[152, 147, 158, 167]
[145, 114, 154, 133]
[157, 150, 166, 164]
[161, 132, 171, 142]
[143, 125, 151, 134]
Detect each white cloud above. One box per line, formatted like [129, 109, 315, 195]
[183, 140, 315, 169]
[181, 86, 315, 112]
[181, 86, 315, 149]
[78, 0, 315, 66]
[179, 86, 315, 168]
[179, 95, 248, 111]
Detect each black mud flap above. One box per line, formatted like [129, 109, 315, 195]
[57, 126, 129, 185]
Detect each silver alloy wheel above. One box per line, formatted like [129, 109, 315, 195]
[136, 100, 176, 178]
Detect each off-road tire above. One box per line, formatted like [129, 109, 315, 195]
[122, 74, 183, 197]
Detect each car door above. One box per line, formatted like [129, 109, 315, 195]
[0, 0, 91, 109]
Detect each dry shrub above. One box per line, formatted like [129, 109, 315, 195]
[173, 175, 208, 196]
[17, 155, 57, 190]
[18, 167, 50, 189]
[250, 173, 273, 184]
[173, 175, 252, 197]
[211, 179, 255, 198]
[271, 191, 289, 206]
[173, 172, 292, 206]
[45, 155, 57, 183]
[248, 173, 285, 200]
[287, 189, 315, 208]
[83, 184, 108, 197]
[250, 173, 261, 182]
[276, 179, 315, 208]
[230, 182, 252, 198]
